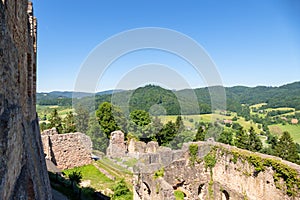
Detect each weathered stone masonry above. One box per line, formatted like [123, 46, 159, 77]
[133, 142, 300, 200]
[41, 129, 93, 169]
[0, 1, 52, 199]
[106, 132, 300, 199]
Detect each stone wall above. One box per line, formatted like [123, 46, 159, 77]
[133, 142, 300, 200]
[42, 131, 93, 169]
[106, 130, 159, 158]
[105, 131, 300, 199]
[0, 1, 52, 199]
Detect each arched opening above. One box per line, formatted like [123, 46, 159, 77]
[142, 182, 151, 195]
[221, 190, 230, 200]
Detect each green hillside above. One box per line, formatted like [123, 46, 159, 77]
[37, 81, 300, 115]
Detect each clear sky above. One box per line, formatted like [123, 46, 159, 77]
[32, 0, 300, 92]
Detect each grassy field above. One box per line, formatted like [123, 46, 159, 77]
[63, 159, 133, 197]
[265, 107, 295, 111]
[249, 103, 267, 109]
[250, 105, 296, 118]
[159, 113, 261, 133]
[64, 164, 114, 192]
[37, 105, 73, 122]
[269, 124, 300, 143]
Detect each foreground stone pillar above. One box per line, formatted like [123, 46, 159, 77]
[0, 1, 52, 199]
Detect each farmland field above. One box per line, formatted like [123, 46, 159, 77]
[159, 113, 261, 133]
[269, 124, 300, 143]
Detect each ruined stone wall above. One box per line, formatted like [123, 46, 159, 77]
[42, 131, 93, 169]
[134, 142, 300, 200]
[106, 130, 127, 158]
[0, 1, 52, 199]
[107, 131, 159, 158]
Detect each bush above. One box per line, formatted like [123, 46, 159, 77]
[189, 144, 199, 165]
[174, 190, 185, 200]
[68, 171, 83, 185]
[153, 168, 164, 179]
[112, 179, 132, 200]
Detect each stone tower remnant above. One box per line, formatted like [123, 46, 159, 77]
[0, 1, 52, 199]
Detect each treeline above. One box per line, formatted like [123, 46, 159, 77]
[37, 96, 72, 106]
[42, 100, 300, 164]
[196, 123, 300, 165]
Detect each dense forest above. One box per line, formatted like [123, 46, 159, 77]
[37, 81, 300, 113]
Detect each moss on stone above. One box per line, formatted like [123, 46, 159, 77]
[217, 145, 300, 197]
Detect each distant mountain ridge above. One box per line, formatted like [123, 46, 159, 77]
[37, 81, 300, 113]
[38, 90, 123, 98]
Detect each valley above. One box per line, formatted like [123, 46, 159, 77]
[36, 83, 300, 199]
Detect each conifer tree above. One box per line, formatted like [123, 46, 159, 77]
[63, 111, 76, 133]
[74, 104, 89, 133]
[175, 115, 185, 133]
[48, 109, 63, 133]
[194, 125, 206, 141]
[86, 115, 108, 153]
[218, 130, 233, 145]
[274, 131, 300, 164]
[156, 121, 177, 146]
[248, 127, 262, 152]
[235, 127, 248, 149]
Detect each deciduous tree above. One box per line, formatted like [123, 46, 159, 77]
[96, 102, 127, 138]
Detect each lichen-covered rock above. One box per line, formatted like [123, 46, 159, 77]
[0, 1, 52, 199]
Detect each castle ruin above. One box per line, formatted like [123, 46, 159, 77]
[106, 131, 300, 200]
[41, 129, 93, 169]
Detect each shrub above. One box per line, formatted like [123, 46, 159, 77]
[153, 168, 164, 179]
[174, 190, 185, 200]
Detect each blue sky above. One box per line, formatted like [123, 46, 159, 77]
[32, 0, 300, 92]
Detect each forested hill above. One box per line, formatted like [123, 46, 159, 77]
[37, 81, 300, 114]
[226, 82, 300, 109]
